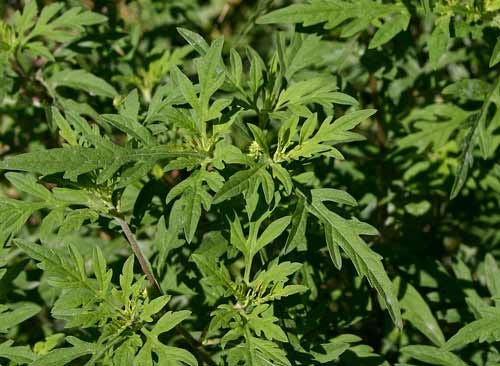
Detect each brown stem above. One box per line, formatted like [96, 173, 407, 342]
[115, 216, 162, 294]
[177, 325, 217, 366]
[114, 216, 217, 366]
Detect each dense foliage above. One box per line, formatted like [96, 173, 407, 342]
[1, 0, 500, 365]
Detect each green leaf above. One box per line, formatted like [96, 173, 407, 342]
[213, 164, 266, 204]
[152, 310, 191, 336]
[442, 79, 490, 101]
[170, 66, 200, 117]
[101, 114, 153, 145]
[31, 337, 96, 366]
[197, 37, 225, 112]
[0, 340, 36, 364]
[140, 295, 171, 322]
[451, 78, 500, 198]
[484, 254, 500, 303]
[271, 163, 292, 195]
[258, 0, 408, 43]
[177, 27, 209, 55]
[255, 216, 292, 253]
[444, 316, 500, 351]
[166, 170, 222, 243]
[404, 200, 431, 216]
[51, 108, 78, 145]
[395, 278, 445, 346]
[25, 5, 106, 43]
[402, 345, 467, 366]
[138, 311, 197, 366]
[120, 256, 135, 297]
[311, 188, 357, 207]
[450, 125, 478, 199]
[283, 197, 307, 254]
[15, 0, 38, 36]
[49, 69, 117, 98]
[246, 47, 265, 96]
[229, 48, 243, 86]
[428, 16, 450, 69]
[251, 262, 304, 295]
[25, 41, 54, 61]
[489, 36, 500, 67]
[0, 201, 39, 247]
[92, 246, 112, 295]
[329, 109, 377, 132]
[398, 104, 467, 154]
[309, 196, 401, 328]
[276, 78, 342, 109]
[15, 240, 91, 292]
[0, 145, 205, 181]
[0, 302, 41, 332]
[368, 12, 410, 49]
[5, 172, 52, 201]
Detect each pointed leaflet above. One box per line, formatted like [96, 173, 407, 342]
[255, 216, 291, 253]
[197, 37, 225, 114]
[5, 172, 52, 201]
[257, 0, 408, 45]
[213, 164, 266, 204]
[49, 69, 117, 98]
[276, 78, 343, 110]
[51, 107, 78, 145]
[451, 78, 500, 198]
[0, 200, 40, 247]
[140, 295, 171, 323]
[137, 311, 197, 366]
[93, 246, 112, 295]
[271, 163, 292, 195]
[428, 16, 450, 69]
[15, 0, 38, 36]
[490, 36, 500, 67]
[22, 5, 106, 43]
[170, 65, 200, 117]
[444, 316, 500, 351]
[325, 223, 342, 270]
[0, 302, 41, 332]
[101, 113, 154, 145]
[283, 196, 307, 254]
[308, 196, 402, 328]
[101, 89, 153, 144]
[177, 27, 209, 55]
[369, 12, 410, 49]
[0, 145, 205, 180]
[402, 345, 467, 366]
[484, 254, 500, 305]
[182, 183, 203, 243]
[395, 277, 445, 346]
[166, 170, 223, 243]
[0, 341, 36, 364]
[15, 240, 90, 290]
[327, 109, 377, 134]
[30, 337, 96, 366]
[311, 188, 357, 207]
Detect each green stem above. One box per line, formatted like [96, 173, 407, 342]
[244, 255, 253, 284]
[84, 328, 127, 366]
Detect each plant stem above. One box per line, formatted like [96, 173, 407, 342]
[114, 216, 217, 366]
[115, 216, 162, 294]
[244, 255, 253, 283]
